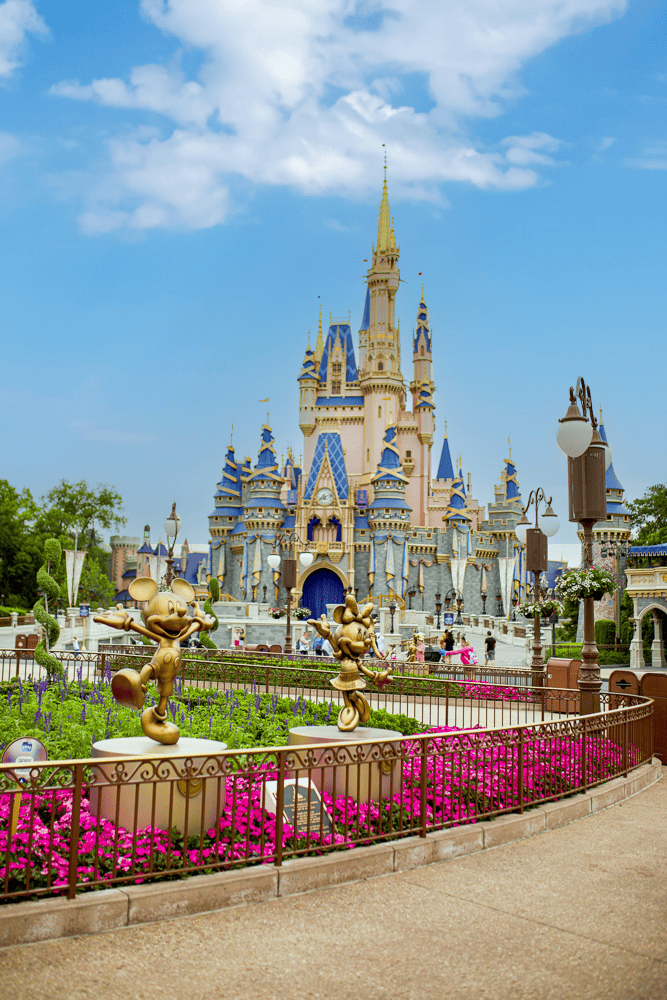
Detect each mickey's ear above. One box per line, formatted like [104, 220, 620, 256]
[171, 578, 195, 603]
[129, 577, 158, 602]
[332, 605, 346, 624]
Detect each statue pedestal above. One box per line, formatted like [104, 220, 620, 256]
[288, 726, 402, 805]
[90, 736, 227, 835]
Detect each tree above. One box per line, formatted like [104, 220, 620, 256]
[39, 480, 125, 546]
[0, 479, 41, 608]
[627, 484, 667, 545]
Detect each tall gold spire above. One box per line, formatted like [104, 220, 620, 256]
[314, 307, 324, 365]
[376, 151, 395, 254]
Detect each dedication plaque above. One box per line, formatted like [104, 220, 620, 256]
[283, 782, 333, 839]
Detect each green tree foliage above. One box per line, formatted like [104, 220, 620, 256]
[595, 620, 616, 645]
[0, 480, 41, 608]
[199, 577, 220, 650]
[39, 480, 125, 544]
[33, 539, 64, 679]
[627, 484, 667, 545]
[556, 596, 579, 643]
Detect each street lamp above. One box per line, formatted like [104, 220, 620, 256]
[164, 502, 181, 589]
[557, 376, 608, 714]
[518, 488, 559, 686]
[267, 532, 314, 655]
[496, 592, 503, 617]
[435, 593, 442, 630]
[388, 598, 397, 633]
[407, 587, 416, 610]
[455, 593, 464, 624]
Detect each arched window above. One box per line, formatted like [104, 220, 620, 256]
[378, 361, 384, 371]
[420, 345, 424, 357]
[328, 516, 342, 542]
[307, 516, 321, 542]
[378, 406, 382, 418]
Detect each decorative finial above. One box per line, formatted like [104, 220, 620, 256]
[230, 423, 234, 446]
[508, 436, 512, 461]
[445, 419, 447, 437]
[307, 331, 311, 349]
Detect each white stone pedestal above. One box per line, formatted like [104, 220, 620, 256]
[90, 736, 227, 835]
[288, 726, 402, 804]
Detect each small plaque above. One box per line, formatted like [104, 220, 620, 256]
[283, 783, 333, 839]
[79, 604, 90, 617]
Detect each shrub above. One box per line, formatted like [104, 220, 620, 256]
[595, 620, 616, 646]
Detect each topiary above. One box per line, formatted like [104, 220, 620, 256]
[199, 577, 220, 650]
[595, 619, 616, 646]
[33, 538, 64, 680]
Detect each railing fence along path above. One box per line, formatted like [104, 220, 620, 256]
[0, 647, 653, 905]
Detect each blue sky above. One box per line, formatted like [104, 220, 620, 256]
[1, 0, 665, 552]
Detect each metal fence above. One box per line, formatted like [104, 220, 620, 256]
[0, 662, 653, 905]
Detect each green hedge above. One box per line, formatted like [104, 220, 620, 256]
[595, 620, 616, 646]
[552, 643, 630, 664]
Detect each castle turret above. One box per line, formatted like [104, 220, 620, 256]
[368, 424, 411, 531]
[359, 161, 405, 485]
[244, 423, 286, 534]
[410, 292, 435, 524]
[298, 333, 320, 437]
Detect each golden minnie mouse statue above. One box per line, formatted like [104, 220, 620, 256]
[308, 595, 393, 732]
[94, 577, 215, 745]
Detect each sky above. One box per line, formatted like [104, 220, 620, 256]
[1, 0, 665, 554]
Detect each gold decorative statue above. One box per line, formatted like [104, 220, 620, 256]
[308, 595, 392, 732]
[93, 577, 215, 745]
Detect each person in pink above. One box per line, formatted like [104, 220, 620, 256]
[415, 633, 426, 663]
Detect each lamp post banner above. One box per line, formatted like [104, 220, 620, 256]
[64, 549, 86, 607]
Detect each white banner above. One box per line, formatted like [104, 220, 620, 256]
[498, 557, 513, 619]
[147, 554, 158, 584]
[64, 549, 86, 606]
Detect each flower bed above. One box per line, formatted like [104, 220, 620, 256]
[0, 724, 639, 900]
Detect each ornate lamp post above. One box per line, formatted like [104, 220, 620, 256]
[455, 593, 464, 624]
[267, 532, 314, 654]
[164, 502, 181, 589]
[556, 376, 611, 714]
[435, 593, 442, 630]
[388, 598, 397, 633]
[407, 587, 416, 610]
[496, 592, 503, 617]
[515, 489, 560, 686]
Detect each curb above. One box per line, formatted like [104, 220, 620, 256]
[0, 759, 661, 949]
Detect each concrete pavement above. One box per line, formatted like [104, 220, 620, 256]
[1, 769, 664, 1000]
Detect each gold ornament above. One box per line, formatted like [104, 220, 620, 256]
[308, 595, 392, 732]
[93, 578, 215, 745]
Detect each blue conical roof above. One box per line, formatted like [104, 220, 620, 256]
[371, 425, 408, 485]
[359, 288, 370, 331]
[317, 322, 358, 382]
[436, 431, 454, 481]
[599, 422, 624, 491]
[504, 459, 520, 500]
[250, 425, 282, 482]
[215, 444, 242, 501]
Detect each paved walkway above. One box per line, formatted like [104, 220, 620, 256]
[1, 770, 664, 1000]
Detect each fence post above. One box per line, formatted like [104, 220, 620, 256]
[67, 763, 84, 900]
[518, 727, 524, 813]
[622, 715, 629, 777]
[419, 737, 428, 838]
[581, 716, 588, 792]
[275, 751, 285, 866]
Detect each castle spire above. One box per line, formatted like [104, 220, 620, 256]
[376, 153, 395, 254]
[314, 307, 324, 365]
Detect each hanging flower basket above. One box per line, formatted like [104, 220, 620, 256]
[516, 598, 563, 619]
[268, 607, 285, 619]
[555, 566, 618, 602]
[293, 607, 312, 621]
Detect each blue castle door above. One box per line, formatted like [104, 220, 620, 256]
[301, 568, 345, 619]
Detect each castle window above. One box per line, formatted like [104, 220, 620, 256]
[332, 363, 342, 375]
[378, 406, 381, 418]
[406, 450, 411, 458]
[367, 449, 370, 461]
[332, 380, 341, 395]
[378, 362, 384, 371]
[420, 345, 424, 357]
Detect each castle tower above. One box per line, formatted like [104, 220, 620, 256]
[410, 293, 435, 524]
[368, 424, 411, 531]
[359, 161, 404, 486]
[244, 424, 286, 534]
[298, 335, 319, 437]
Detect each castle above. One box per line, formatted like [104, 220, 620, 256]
[207, 169, 533, 620]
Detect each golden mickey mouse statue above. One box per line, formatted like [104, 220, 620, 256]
[93, 577, 215, 745]
[308, 595, 393, 732]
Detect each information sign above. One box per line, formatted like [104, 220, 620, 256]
[79, 604, 90, 618]
[283, 782, 333, 839]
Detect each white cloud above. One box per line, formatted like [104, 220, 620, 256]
[597, 136, 615, 151]
[0, 0, 47, 78]
[50, 0, 627, 231]
[627, 140, 667, 171]
[0, 129, 21, 163]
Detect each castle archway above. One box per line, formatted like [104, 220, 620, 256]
[301, 567, 346, 619]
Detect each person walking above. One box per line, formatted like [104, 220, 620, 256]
[484, 631, 496, 665]
[313, 634, 324, 656]
[297, 630, 311, 655]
